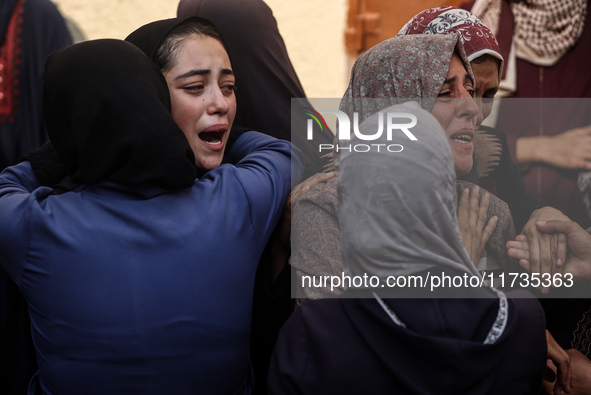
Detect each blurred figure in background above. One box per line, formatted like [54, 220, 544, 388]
[0, 0, 72, 170]
[0, 0, 72, 393]
[462, 0, 591, 229]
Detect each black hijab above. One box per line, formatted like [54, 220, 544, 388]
[43, 39, 197, 189]
[124, 16, 224, 65]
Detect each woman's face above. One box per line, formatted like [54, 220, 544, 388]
[430, 53, 479, 177]
[471, 56, 500, 127]
[164, 35, 237, 171]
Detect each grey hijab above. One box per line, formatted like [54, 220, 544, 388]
[338, 101, 479, 280]
[339, 34, 472, 124]
[333, 34, 472, 168]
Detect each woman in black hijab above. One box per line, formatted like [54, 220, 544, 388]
[0, 38, 295, 394]
[125, 16, 330, 394]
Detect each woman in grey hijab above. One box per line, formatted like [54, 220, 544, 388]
[268, 101, 547, 395]
[291, 34, 517, 299]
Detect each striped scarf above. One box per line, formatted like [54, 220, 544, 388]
[472, 0, 587, 66]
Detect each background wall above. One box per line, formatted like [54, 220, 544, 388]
[50, 0, 349, 98]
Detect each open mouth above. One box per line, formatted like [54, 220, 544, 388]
[451, 134, 473, 144]
[199, 131, 225, 146]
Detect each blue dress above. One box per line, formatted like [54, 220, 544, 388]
[0, 131, 299, 395]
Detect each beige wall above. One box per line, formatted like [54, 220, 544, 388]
[50, 0, 348, 98]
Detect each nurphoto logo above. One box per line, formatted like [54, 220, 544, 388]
[304, 107, 418, 153]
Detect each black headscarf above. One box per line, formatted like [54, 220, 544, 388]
[43, 39, 197, 188]
[124, 16, 224, 63]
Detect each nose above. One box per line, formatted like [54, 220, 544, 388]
[457, 88, 479, 126]
[207, 86, 230, 115]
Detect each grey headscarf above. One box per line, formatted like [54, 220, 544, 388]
[333, 34, 472, 168]
[338, 101, 479, 280]
[339, 34, 472, 124]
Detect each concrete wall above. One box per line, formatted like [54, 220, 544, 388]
[50, 0, 348, 98]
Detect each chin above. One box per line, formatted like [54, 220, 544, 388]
[454, 161, 473, 178]
[198, 162, 222, 172]
[197, 156, 224, 171]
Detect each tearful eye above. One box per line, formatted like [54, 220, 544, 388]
[437, 91, 452, 102]
[221, 84, 237, 94]
[183, 85, 205, 94]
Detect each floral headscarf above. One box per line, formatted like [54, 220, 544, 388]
[339, 34, 473, 125]
[397, 6, 503, 70]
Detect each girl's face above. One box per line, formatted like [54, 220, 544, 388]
[430, 53, 479, 177]
[164, 35, 237, 171]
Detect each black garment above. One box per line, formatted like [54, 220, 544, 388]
[0, 274, 36, 394]
[177, 0, 334, 176]
[125, 16, 225, 62]
[250, 244, 295, 395]
[44, 39, 196, 188]
[269, 290, 547, 395]
[474, 126, 540, 232]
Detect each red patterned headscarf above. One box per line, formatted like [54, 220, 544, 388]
[398, 6, 503, 75]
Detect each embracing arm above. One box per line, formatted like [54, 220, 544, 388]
[226, 131, 303, 243]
